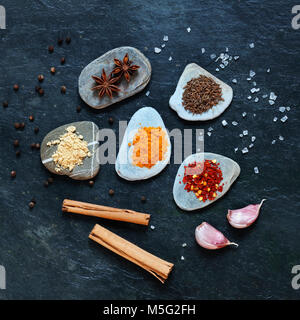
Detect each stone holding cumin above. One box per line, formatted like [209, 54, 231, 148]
[78, 47, 151, 110]
[169, 63, 233, 121]
[40, 121, 100, 180]
[173, 153, 240, 211]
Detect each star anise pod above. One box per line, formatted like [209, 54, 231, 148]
[91, 69, 120, 99]
[112, 53, 140, 82]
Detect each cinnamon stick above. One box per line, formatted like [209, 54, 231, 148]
[89, 224, 174, 283]
[62, 199, 150, 226]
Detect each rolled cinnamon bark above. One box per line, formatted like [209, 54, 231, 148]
[62, 199, 150, 225]
[89, 224, 174, 283]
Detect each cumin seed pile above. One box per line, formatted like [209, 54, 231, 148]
[182, 75, 224, 114]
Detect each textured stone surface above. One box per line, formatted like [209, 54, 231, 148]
[0, 0, 299, 300]
[115, 107, 171, 181]
[169, 63, 233, 121]
[40, 121, 100, 180]
[79, 47, 151, 109]
[173, 153, 240, 211]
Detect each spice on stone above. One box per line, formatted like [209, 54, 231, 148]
[182, 159, 224, 202]
[109, 189, 115, 196]
[13, 84, 19, 91]
[10, 170, 16, 178]
[182, 75, 224, 114]
[38, 74, 44, 82]
[46, 126, 91, 172]
[129, 127, 169, 169]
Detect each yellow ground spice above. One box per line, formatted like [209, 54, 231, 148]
[129, 126, 168, 169]
[47, 126, 91, 172]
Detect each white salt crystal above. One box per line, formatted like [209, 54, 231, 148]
[168, 56, 173, 61]
[249, 143, 254, 148]
[226, 47, 229, 52]
[207, 132, 212, 136]
[181, 256, 185, 261]
[216, 68, 219, 72]
[249, 43, 255, 48]
[281, 115, 288, 123]
[222, 120, 228, 127]
[269, 92, 277, 100]
[272, 139, 276, 144]
[269, 100, 275, 105]
[145, 91, 150, 96]
[163, 35, 169, 41]
[210, 53, 216, 59]
[243, 130, 248, 136]
[182, 243, 187, 247]
[286, 106, 291, 111]
[273, 117, 278, 122]
[254, 166, 259, 174]
[234, 56, 239, 60]
[154, 47, 161, 54]
[208, 127, 214, 131]
[250, 88, 257, 93]
[251, 136, 256, 142]
[253, 81, 257, 86]
[161, 43, 165, 48]
[234, 147, 238, 153]
[239, 134, 243, 138]
[279, 135, 284, 141]
[247, 77, 251, 81]
[262, 94, 268, 99]
[201, 48, 205, 54]
[247, 96, 252, 100]
[279, 106, 286, 112]
[150, 225, 155, 230]
[220, 64, 225, 69]
[253, 113, 256, 117]
[242, 147, 249, 154]
[232, 79, 237, 84]
[232, 121, 238, 126]
[224, 60, 229, 66]
[249, 70, 256, 77]
[254, 97, 259, 102]
[242, 112, 247, 117]
[267, 68, 271, 73]
[187, 27, 191, 33]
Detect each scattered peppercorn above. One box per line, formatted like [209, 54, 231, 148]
[10, 170, 16, 178]
[141, 196, 147, 203]
[61, 86, 66, 94]
[38, 74, 44, 82]
[29, 201, 35, 209]
[13, 139, 19, 147]
[61, 57, 66, 64]
[15, 150, 21, 157]
[57, 38, 63, 46]
[76, 105, 81, 113]
[39, 88, 44, 96]
[89, 180, 94, 187]
[109, 189, 115, 196]
[50, 67, 56, 74]
[65, 36, 71, 44]
[3, 101, 8, 108]
[13, 84, 19, 91]
[34, 127, 39, 134]
[14, 122, 20, 129]
[35, 143, 40, 150]
[30, 143, 36, 149]
[20, 122, 25, 130]
[35, 85, 41, 93]
[29, 115, 34, 122]
[108, 117, 114, 124]
[44, 180, 49, 187]
[48, 45, 54, 53]
[47, 177, 54, 184]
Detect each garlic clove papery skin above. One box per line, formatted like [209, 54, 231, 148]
[195, 222, 238, 250]
[227, 199, 266, 229]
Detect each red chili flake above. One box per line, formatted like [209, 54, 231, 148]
[182, 159, 224, 202]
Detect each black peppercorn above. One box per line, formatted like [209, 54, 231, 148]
[39, 88, 44, 96]
[34, 127, 39, 134]
[13, 84, 19, 91]
[38, 74, 44, 82]
[48, 45, 54, 53]
[13, 139, 19, 147]
[61, 86, 66, 94]
[57, 38, 63, 46]
[89, 180, 94, 187]
[141, 196, 147, 203]
[109, 189, 115, 196]
[61, 57, 66, 64]
[10, 170, 16, 178]
[20, 122, 25, 130]
[35, 143, 40, 150]
[47, 177, 54, 184]
[30, 143, 36, 149]
[35, 85, 41, 93]
[3, 101, 8, 108]
[65, 37, 71, 44]
[108, 117, 114, 124]
[14, 122, 20, 129]
[50, 67, 56, 74]
[29, 201, 35, 209]
[76, 105, 81, 113]
[16, 150, 21, 157]
[29, 115, 34, 122]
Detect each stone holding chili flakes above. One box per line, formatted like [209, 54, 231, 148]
[173, 153, 240, 211]
[182, 159, 224, 202]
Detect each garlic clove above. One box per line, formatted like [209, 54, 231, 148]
[195, 222, 238, 250]
[227, 199, 266, 229]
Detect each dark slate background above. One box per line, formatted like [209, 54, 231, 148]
[0, 0, 299, 300]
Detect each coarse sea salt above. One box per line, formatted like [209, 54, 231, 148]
[254, 166, 259, 174]
[262, 94, 268, 99]
[216, 68, 219, 72]
[234, 147, 238, 153]
[242, 147, 249, 154]
[150, 225, 155, 230]
[234, 56, 239, 60]
[279, 106, 286, 112]
[267, 68, 271, 73]
[247, 96, 252, 100]
[281, 116, 288, 123]
[201, 48, 205, 54]
[249, 43, 255, 48]
[286, 106, 291, 111]
[254, 97, 259, 102]
[272, 140, 276, 144]
[279, 135, 284, 141]
[249, 143, 254, 148]
[239, 133, 243, 138]
[251, 136, 256, 142]
[269, 100, 275, 105]
[163, 35, 169, 41]
[208, 127, 214, 131]
[270, 92, 277, 101]
[222, 120, 228, 127]
[242, 112, 247, 117]
[249, 70, 256, 77]
[243, 130, 248, 136]
[187, 27, 191, 32]
[232, 79, 237, 84]
[207, 132, 212, 136]
[232, 121, 238, 126]
[273, 117, 278, 122]
[181, 256, 185, 261]
[182, 243, 187, 247]
[154, 47, 161, 54]
[161, 43, 165, 48]
[145, 91, 150, 96]
[168, 56, 172, 61]
[210, 53, 216, 59]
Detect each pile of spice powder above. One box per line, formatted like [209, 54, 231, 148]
[47, 126, 91, 172]
[129, 126, 168, 169]
[182, 75, 224, 114]
[182, 159, 224, 202]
